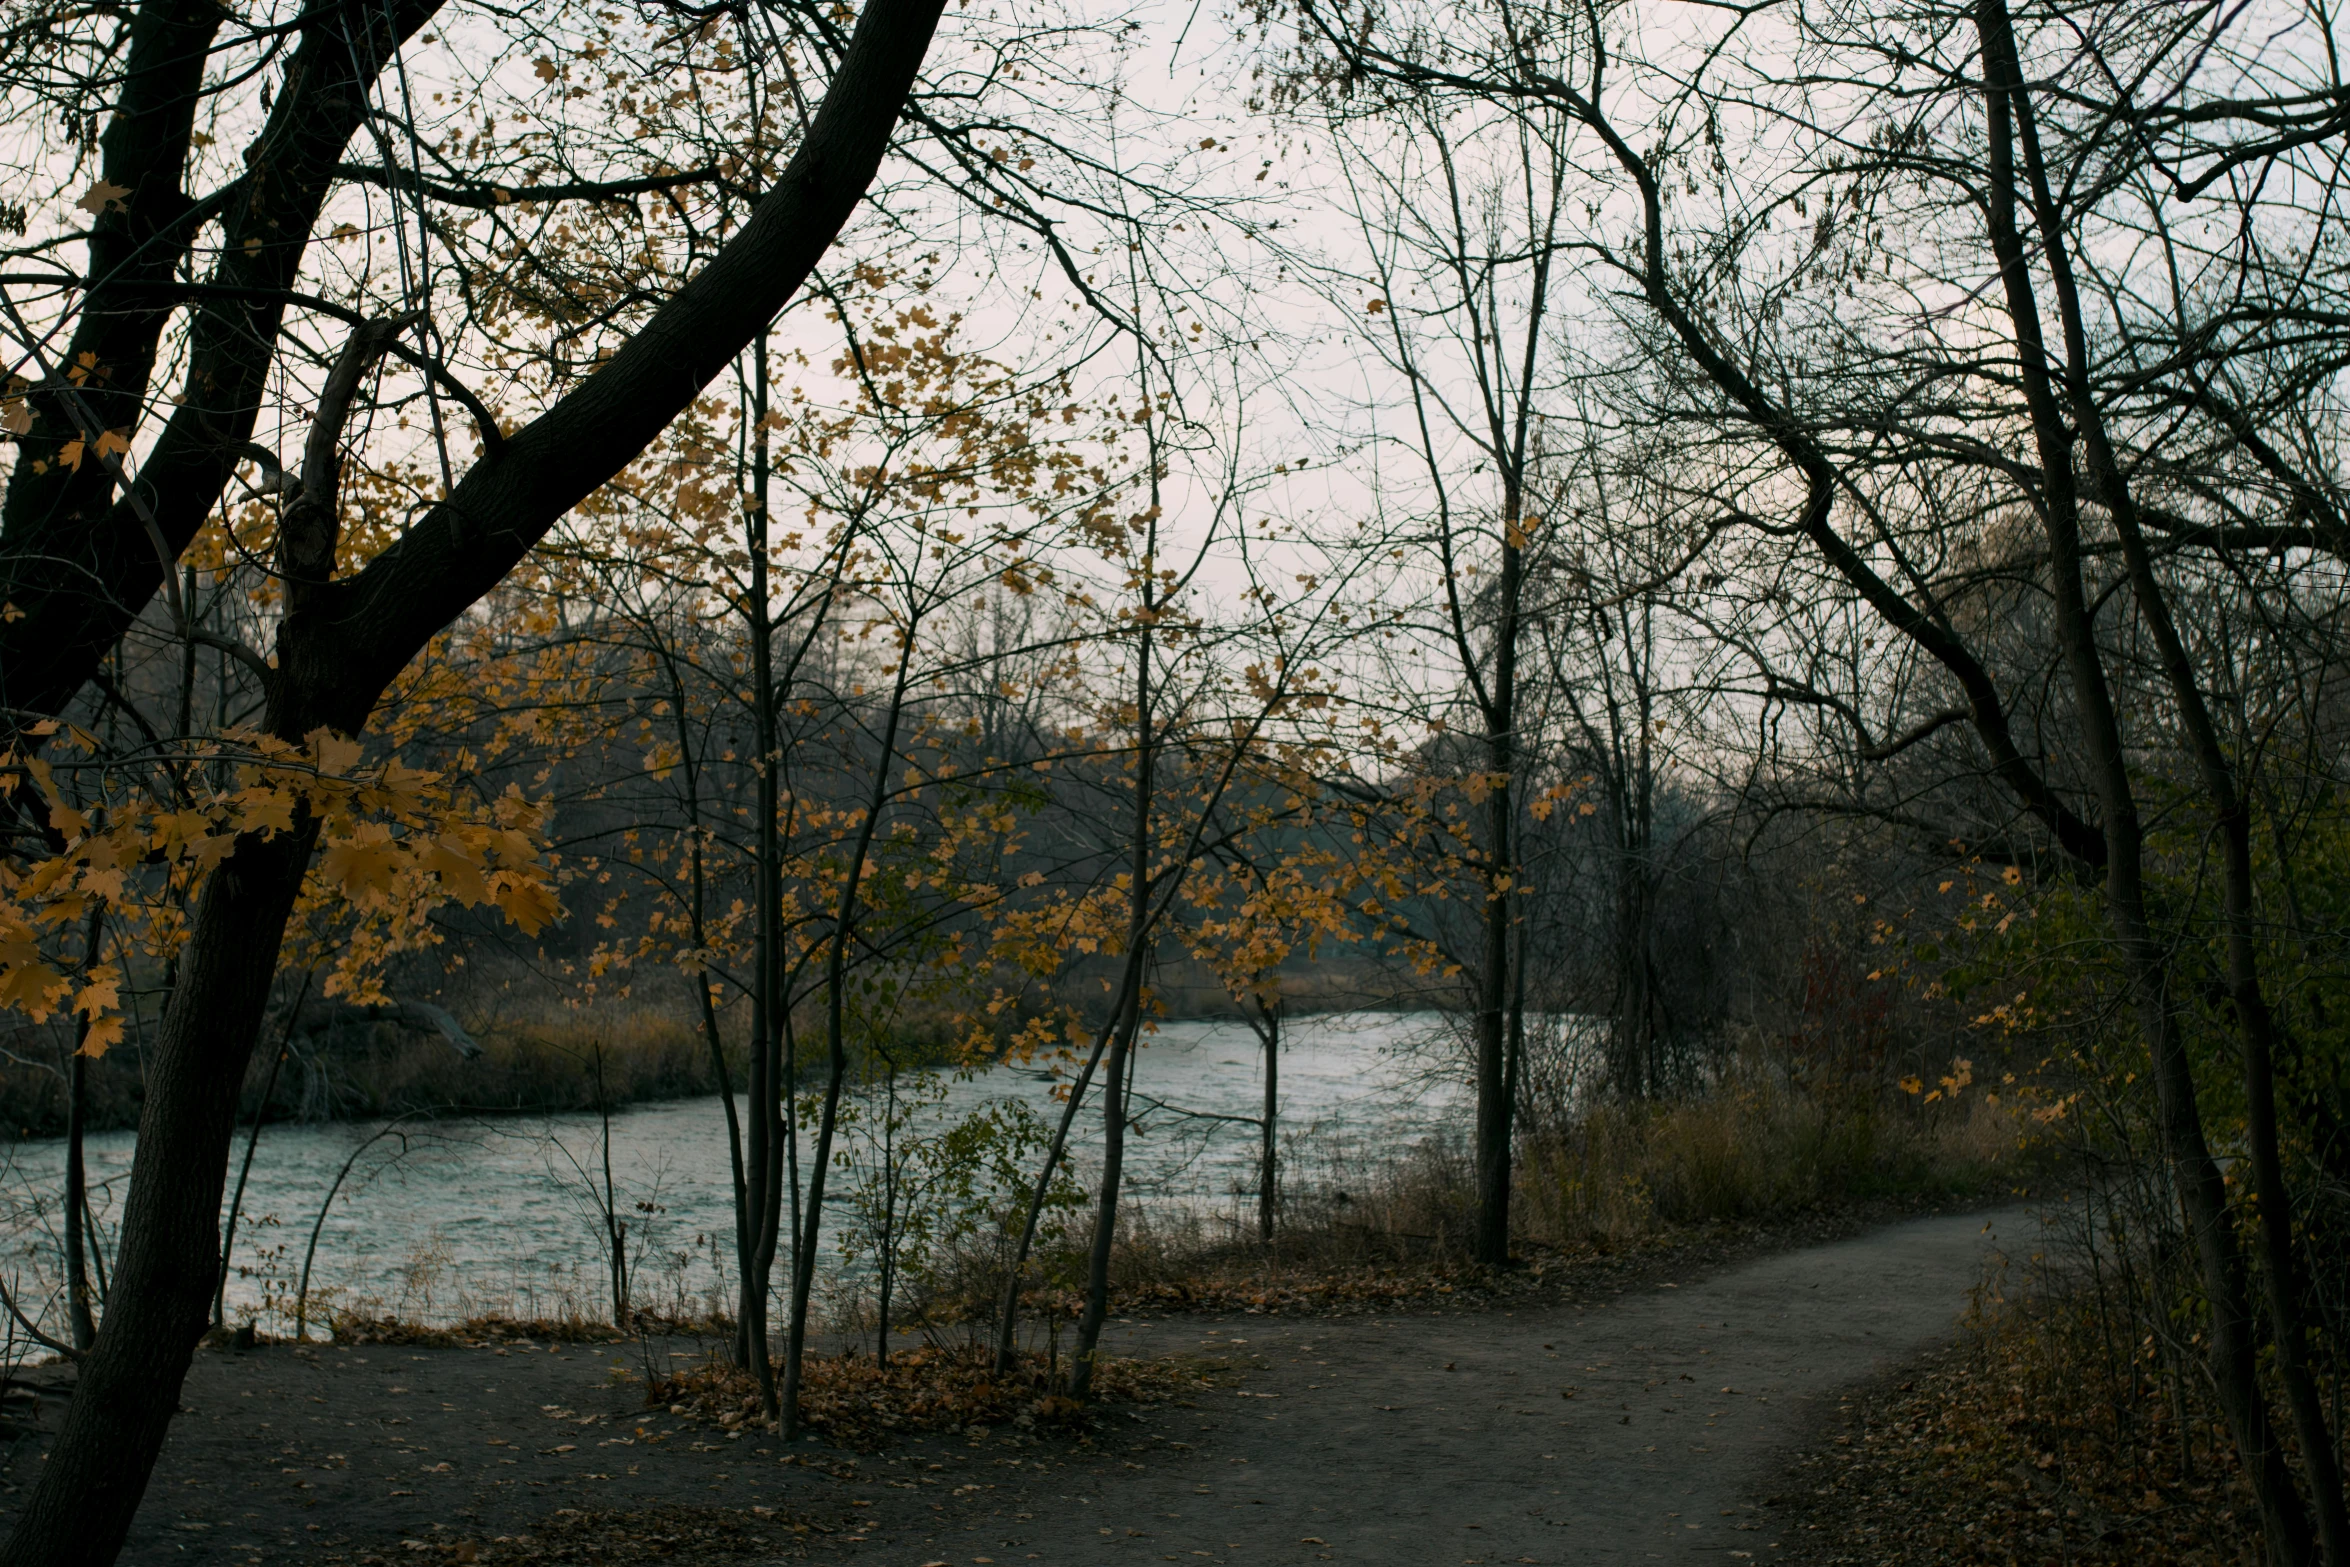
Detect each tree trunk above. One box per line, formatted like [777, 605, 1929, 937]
[0, 4, 945, 1552]
[0, 824, 317, 1567]
[1473, 507, 1521, 1268]
[876, 1059, 898, 1367]
[1069, 989, 1139, 1402]
[0, 0, 446, 756]
[591, 1046, 629, 1327]
[217, 972, 308, 1331]
[63, 1045, 96, 1355]
[781, 643, 914, 1435]
[741, 335, 783, 1415]
[1981, 6, 2349, 1542]
[992, 1003, 1121, 1374]
[1257, 999, 1279, 1246]
[1972, 15, 2316, 1553]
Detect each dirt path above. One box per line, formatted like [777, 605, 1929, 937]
[0, 1206, 2034, 1566]
[990, 1206, 2034, 1567]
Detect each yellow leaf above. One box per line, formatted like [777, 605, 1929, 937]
[233, 789, 295, 837]
[0, 958, 70, 1018]
[310, 729, 363, 775]
[189, 832, 239, 871]
[423, 833, 491, 905]
[57, 438, 84, 471]
[77, 1012, 124, 1058]
[73, 965, 121, 1019]
[319, 822, 403, 901]
[491, 875, 560, 935]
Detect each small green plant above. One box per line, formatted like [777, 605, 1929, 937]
[824, 1070, 1081, 1363]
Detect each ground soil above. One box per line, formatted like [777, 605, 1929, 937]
[0, 1206, 2033, 1567]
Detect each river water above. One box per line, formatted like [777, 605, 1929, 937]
[0, 1012, 1469, 1336]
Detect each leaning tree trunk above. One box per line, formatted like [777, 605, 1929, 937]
[1983, 5, 2350, 1542]
[0, 4, 946, 1557]
[1972, 15, 2317, 1553]
[780, 645, 913, 1436]
[1071, 463, 1160, 1402]
[2, 824, 318, 1567]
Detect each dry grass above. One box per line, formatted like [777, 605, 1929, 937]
[1518, 1066, 2026, 1244]
[1782, 1273, 2268, 1567]
[646, 1341, 1216, 1449]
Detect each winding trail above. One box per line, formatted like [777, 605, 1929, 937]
[16, 1206, 2034, 1565]
[975, 1205, 2034, 1565]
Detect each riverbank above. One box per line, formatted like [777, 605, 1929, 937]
[7, 1008, 965, 1137]
[1, 951, 1407, 1137]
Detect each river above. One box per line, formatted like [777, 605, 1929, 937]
[0, 1012, 1470, 1337]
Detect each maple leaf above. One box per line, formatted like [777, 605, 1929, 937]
[78, 1012, 125, 1058]
[75, 180, 130, 216]
[233, 789, 296, 837]
[310, 729, 364, 775]
[491, 874, 561, 935]
[319, 822, 403, 903]
[73, 965, 121, 1020]
[56, 438, 84, 470]
[0, 955, 70, 1018]
[423, 832, 491, 906]
[92, 427, 130, 460]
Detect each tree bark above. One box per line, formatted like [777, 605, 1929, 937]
[63, 1045, 96, 1354]
[215, 980, 306, 1332]
[992, 989, 1124, 1374]
[1472, 493, 1521, 1268]
[742, 336, 784, 1416]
